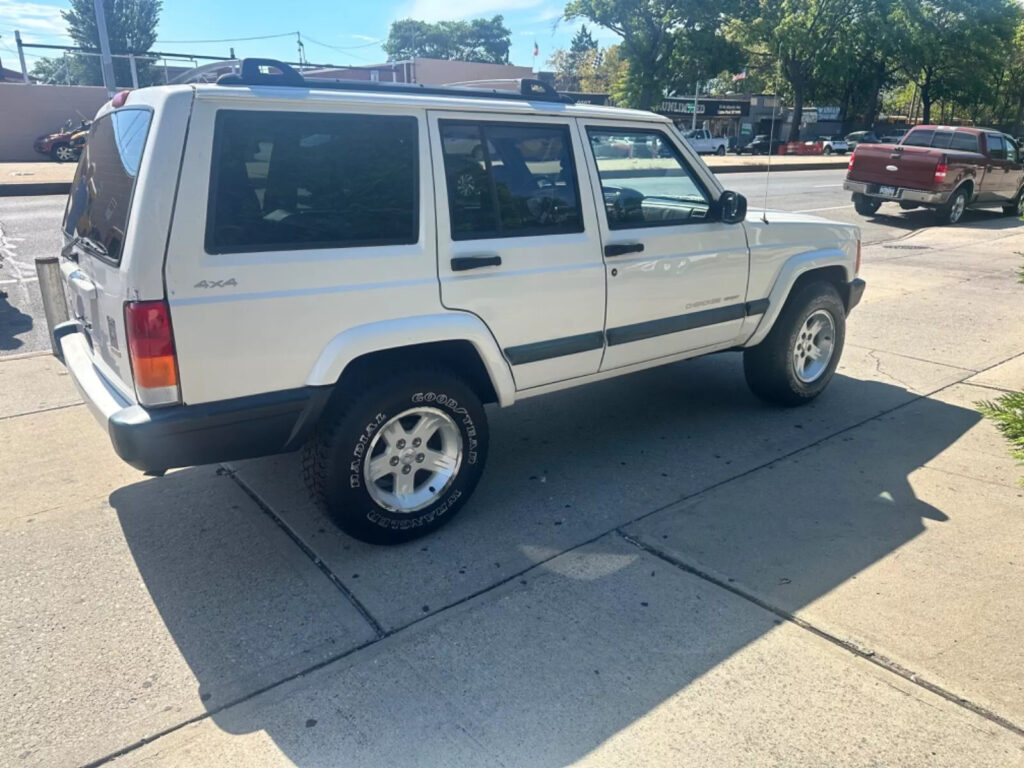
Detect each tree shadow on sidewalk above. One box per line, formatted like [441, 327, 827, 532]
[109, 364, 981, 765]
[0, 289, 32, 351]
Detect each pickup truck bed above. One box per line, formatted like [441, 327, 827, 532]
[843, 126, 1024, 224]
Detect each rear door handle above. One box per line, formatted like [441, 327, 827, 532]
[604, 243, 645, 257]
[451, 255, 502, 272]
[68, 269, 97, 298]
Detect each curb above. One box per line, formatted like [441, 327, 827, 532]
[0, 160, 850, 198]
[0, 182, 72, 197]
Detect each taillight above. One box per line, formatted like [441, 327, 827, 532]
[934, 160, 947, 182]
[848, 153, 855, 172]
[125, 300, 180, 406]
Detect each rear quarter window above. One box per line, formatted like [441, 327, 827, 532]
[950, 132, 980, 152]
[63, 108, 153, 264]
[206, 110, 419, 254]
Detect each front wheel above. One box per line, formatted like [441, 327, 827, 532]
[303, 367, 488, 544]
[823, 146, 833, 155]
[743, 282, 846, 406]
[50, 143, 75, 162]
[716, 145, 726, 156]
[853, 193, 882, 216]
[1002, 189, 1024, 217]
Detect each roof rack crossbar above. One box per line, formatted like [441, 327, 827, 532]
[215, 58, 575, 104]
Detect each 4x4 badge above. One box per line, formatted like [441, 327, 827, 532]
[193, 278, 238, 289]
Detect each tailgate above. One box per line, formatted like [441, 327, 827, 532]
[850, 144, 940, 188]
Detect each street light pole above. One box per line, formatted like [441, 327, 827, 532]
[92, 0, 117, 95]
[691, 77, 699, 131]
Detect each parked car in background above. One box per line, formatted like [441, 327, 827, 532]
[681, 128, 728, 155]
[68, 121, 91, 158]
[736, 134, 784, 155]
[55, 60, 866, 544]
[818, 136, 849, 155]
[33, 119, 88, 162]
[844, 125, 1024, 224]
[845, 131, 880, 150]
[879, 135, 904, 144]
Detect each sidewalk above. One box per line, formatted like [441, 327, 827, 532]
[0, 154, 849, 196]
[2, 220, 1023, 767]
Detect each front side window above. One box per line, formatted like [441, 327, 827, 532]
[206, 111, 418, 253]
[440, 121, 583, 240]
[587, 128, 710, 229]
[1004, 136, 1019, 163]
[988, 134, 1006, 160]
[63, 108, 153, 264]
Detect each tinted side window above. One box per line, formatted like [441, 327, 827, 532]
[931, 131, 953, 148]
[63, 108, 153, 264]
[440, 121, 583, 240]
[902, 129, 934, 147]
[587, 128, 710, 229]
[988, 134, 1006, 160]
[207, 111, 418, 253]
[1004, 137, 1019, 163]
[950, 132, 980, 152]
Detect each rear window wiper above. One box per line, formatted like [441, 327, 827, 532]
[62, 235, 108, 261]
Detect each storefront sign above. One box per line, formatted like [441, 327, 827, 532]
[657, 98, 749, 118]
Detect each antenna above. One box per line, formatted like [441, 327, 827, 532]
[762, 45, 783, 224]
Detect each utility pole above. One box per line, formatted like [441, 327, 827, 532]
[92, 0, 117, 95]
[691, 77, 699, 131]
[15, 30, 30, 83]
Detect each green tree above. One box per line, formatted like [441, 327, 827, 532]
[384, 16, 511, 64]
[549, 27, 601, 91]
[569, 24, 598, 58]
[30, 0, 162, 87]
[566, 0, 736, 110]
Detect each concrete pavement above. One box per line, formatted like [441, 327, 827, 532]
[1, 218, 1023, 767]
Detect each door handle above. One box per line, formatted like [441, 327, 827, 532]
[451, 255, 502, 272]
[604, 243, 645, 257]
[68, 269, 97, 298]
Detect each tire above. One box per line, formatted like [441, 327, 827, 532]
[50, 143, 75, 163]
[303, 367, 488, 544]
[716, 145, 726, 156]
[1002, 189, 1024, 217]
[853, 193, 882, 216]
[936, 186, 968, 225]
[743, 282, 846, 406]
[823, 146, 833, 155]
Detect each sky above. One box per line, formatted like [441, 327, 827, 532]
[0, 0, 621, 73]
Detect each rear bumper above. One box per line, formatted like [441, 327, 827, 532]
[60, 331, 331, 473]
[843, 180, 948, 205]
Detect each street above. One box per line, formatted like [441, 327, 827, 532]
[3, 178, 1024, 767]
[0, 168, 1008, 357]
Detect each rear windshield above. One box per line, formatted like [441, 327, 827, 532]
[63, 108, 152, 264]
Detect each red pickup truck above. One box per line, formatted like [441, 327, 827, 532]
[844, 126, 1024, 224]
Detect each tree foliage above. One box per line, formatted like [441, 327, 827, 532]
[384, 16, 511, 64]
[31, 0, 162, 87]
[549, 42, 628, 97]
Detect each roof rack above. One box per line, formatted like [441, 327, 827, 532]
[216, 58, 575, 104]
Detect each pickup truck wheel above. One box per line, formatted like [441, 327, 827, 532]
[743, 282, 846, 406]
[823, 146, 833, 155]
[937, 187, 968, 225]
[853, 194, 881, 216]
[303, 368, 488, 545]
[716, 145, 726, 156]
[1003, 190, 1024, 217]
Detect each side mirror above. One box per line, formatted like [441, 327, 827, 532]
[719, 191, 747, 224]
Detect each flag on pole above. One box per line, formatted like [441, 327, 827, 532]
[732, 69, 748, 82]
[533, 41, 539, 57]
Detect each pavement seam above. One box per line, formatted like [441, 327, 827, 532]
[77, 345, 1024, 766]
[218, 465, 387, 640]
[616, 530, 1024, 741]
[0, 401, 82, 422]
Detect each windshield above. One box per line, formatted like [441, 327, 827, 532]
[62, 108, 152, 264]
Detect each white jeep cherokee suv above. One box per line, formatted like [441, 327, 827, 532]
[55, 60, 865, 544]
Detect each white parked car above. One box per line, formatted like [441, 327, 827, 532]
[55, 59, 865, 544]
[819, 136, 849, 155]
[681, 128, 729, 155]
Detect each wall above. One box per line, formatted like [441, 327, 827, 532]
[0, 83, 109, 162]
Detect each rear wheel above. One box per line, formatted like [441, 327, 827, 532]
[303, 367, 488, 544]
[1002, 189, 1024, 217]
[823, 146, 833, 155]
[716, 145, 726, 156]
[744, 282, 846, 406]
[853, 193, 882, 216]
[936, 187, 968, 225]
[50, 143, 75, 162]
